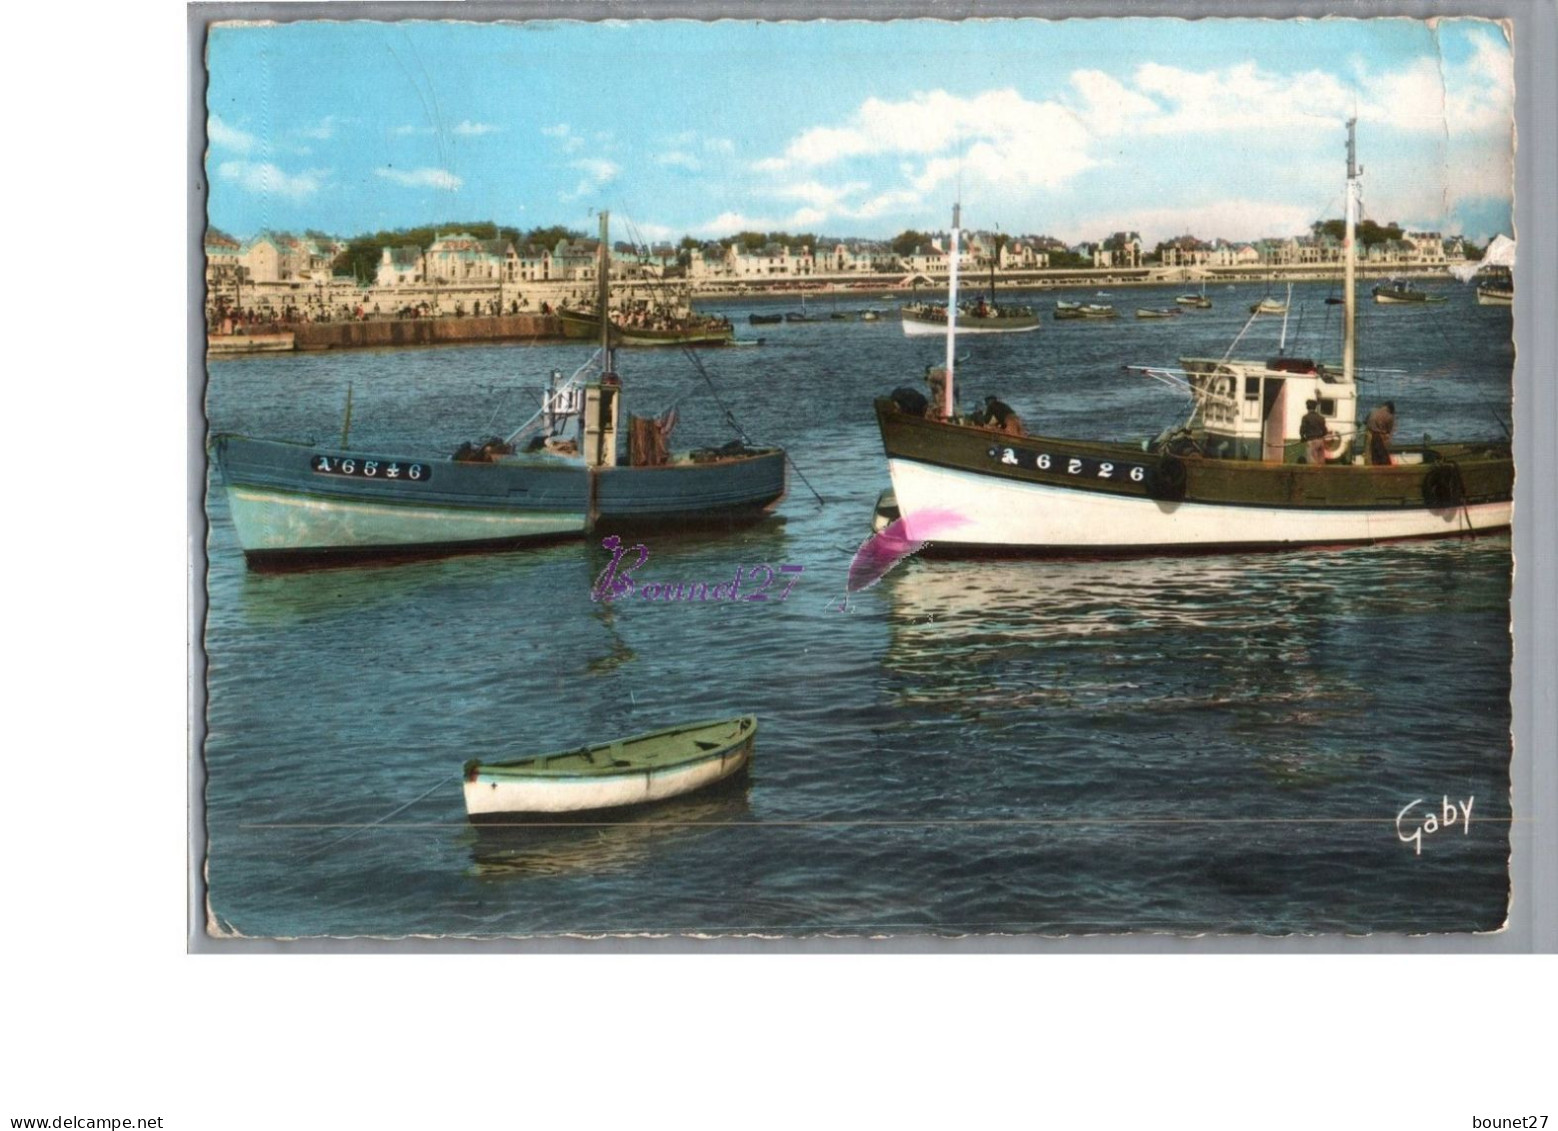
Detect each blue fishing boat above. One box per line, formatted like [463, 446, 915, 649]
[212, 214, 786, 568]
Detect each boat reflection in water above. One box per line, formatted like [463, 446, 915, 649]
[875, 537, 1510, 785]
[463, 778, 751, 880]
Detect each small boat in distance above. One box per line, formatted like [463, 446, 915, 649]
[749, 312, 783, 325]
[557, 303, 735, 346]
[1371, 278, 1448, 305]
[901, 298, 1039, 335]
[1175, 283, 1212, 309]
[1135, 307, 1183, 319]
[463, 716, 757, 816]
[1249, 297, 1288, 315]
[1476, 277, 1513, 306]
[1451, 234, 1515, 307]
[901, 262, 1038, 336]
[1054, 301, 1118, 320]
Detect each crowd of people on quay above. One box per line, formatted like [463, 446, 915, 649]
[202, 286, 642, 335]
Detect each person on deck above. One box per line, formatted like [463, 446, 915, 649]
[981, 395, 1023, 436]
[1300, 400, 1330, 464]
[1365, 401, 1396, 466]
[924, 366, 949, 422]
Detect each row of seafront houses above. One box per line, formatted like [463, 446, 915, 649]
[205, 226, 1471, 308]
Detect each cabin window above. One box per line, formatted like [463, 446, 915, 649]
[1244, 377, 1261, 400]
[1317, 398, 1336, 416]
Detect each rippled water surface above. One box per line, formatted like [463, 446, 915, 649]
[203, 283, 1514, 937]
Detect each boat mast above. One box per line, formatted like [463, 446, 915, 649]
[944, 203, 960, 418]
[597, 211, 613, 372]
[1343, 118, 1359, 386]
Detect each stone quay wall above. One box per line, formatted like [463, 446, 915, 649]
[289, 313, 561, 351]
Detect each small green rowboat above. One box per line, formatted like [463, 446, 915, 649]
[463, 716, 756, 816]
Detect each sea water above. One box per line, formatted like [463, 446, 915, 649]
[202, 281, 1514, 937]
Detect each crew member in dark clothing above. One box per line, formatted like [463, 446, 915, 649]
[1365, 401, 1397, 466]
[1300, 400, 1330, 464]
[980, 395, 1023, 436]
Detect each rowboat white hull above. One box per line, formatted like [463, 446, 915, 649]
[885, 458, 1511, 551]
[464, 741, 751, 815]
[1476, 289, 1512, 307]
[225, 485, 585, 554]
[901, 318, 1040, 337]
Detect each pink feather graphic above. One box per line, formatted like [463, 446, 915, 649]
[847, 509, 968, 591]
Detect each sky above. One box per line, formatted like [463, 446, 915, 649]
[204, 17, 1515, 248]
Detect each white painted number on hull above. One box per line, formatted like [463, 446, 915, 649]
[314, 454, 430, 483]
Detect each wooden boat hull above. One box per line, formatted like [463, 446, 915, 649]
[1053, 304, 1118, 321]
[901, 316, 1040, 336]
[1372, 286, 1448, 305]
[1175, 296, 1212, 309]
[208, 332, 296, 355]
[212, 434, 786, 564]
[557, 309, 734, 346]
[874, 400, 1512, 554]
[1475, 286, 1512, 306]
[901, 306, 1040, 335]
[464, 716, 757, 815]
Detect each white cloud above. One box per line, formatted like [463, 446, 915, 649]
[747, 88, 1097, 231]
[375, 166, 463, 190]
[453, 120, 501, 136]
[1069, 70, 1162, 135]
[1126, 62, 1355, 135]
[689, 207, 837, 237]
[542, 122, 585, 153]
[768, 180, 871, 209]
[208, 115, 257, 154]
[561, 158, 620, 200]
[657, 151, 701, 170]
[296, 116, 337, 141]
[1076, 199, 1321, 248]
[216, 160, 325, 200]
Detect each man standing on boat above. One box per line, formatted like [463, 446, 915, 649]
[1365, 402, 1397, 466]
[1300, 400, 1330, 464]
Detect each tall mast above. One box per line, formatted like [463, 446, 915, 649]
[1343, 118, 1359, 386]
[597, 211, 612, 367]
[944, 203, 960, 419]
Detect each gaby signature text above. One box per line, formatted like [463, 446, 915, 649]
[1396, 795, 1474, 856]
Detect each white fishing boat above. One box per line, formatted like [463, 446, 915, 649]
[463, 716, 757, 816]
[870, 120, 1512, 555]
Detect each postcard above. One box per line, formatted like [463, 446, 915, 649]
[197, 11, 1524, 942]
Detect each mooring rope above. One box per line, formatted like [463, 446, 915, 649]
[299, 774, 457, 861]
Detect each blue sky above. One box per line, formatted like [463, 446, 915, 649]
[205, 17, 1514, 246]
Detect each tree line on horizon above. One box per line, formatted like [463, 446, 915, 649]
[216, 215, 1486, 284]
